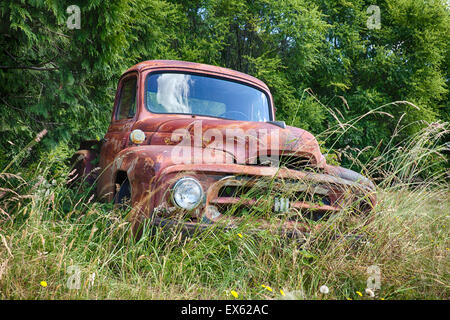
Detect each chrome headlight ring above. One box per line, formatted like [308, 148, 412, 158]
[171, 177, 204, 210]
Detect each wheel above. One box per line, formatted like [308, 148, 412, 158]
[114, 179, 131, 206]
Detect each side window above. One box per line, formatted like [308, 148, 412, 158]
[116, 77, 137, 120]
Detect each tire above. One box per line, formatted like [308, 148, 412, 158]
[114, 179, 131, 205]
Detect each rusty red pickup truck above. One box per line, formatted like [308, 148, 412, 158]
[71, 60, 376, 237]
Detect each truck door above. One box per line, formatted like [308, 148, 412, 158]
[97, 73, 138, 200]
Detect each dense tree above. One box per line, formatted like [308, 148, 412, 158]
[310, 0, 449, 163]
[0, 0, 181, 167]
[0, 0, 448, 171]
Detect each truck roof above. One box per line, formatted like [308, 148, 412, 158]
[124, 60, 270, 92]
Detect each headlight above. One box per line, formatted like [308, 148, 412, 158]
[171, 177, 203, 210]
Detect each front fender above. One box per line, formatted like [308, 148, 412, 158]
[324, 164, 376, 211]
[324, 165, 375, 190]
[97, 145, 232, 202]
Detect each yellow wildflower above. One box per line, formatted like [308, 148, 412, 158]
[356, 291, 363, 297]
[261, 284, 273, 292]
[237, 233, 243, 238]
[230, 290, 239, 298]
[40, 281, 48, 288]
[280, 289, 285, 296]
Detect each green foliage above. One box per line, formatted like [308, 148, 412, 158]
[0, 0, 448, 173]
[0, 0, 181, 168]
[309, 0, 449, 166]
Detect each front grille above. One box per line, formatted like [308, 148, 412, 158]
[210, 176, 337, 221]
[217, 183, 328, 203]
[218, 185, 253, 198]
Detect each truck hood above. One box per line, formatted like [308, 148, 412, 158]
[132, 116, 326, 167]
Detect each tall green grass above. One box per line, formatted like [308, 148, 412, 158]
[0, 119, 448, 300]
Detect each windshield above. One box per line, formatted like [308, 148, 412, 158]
[145, 72, 271, 122]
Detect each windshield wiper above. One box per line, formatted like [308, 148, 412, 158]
[266, 120, 286, 129]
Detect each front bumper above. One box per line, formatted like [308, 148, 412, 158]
[149, 216, 310, 241]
